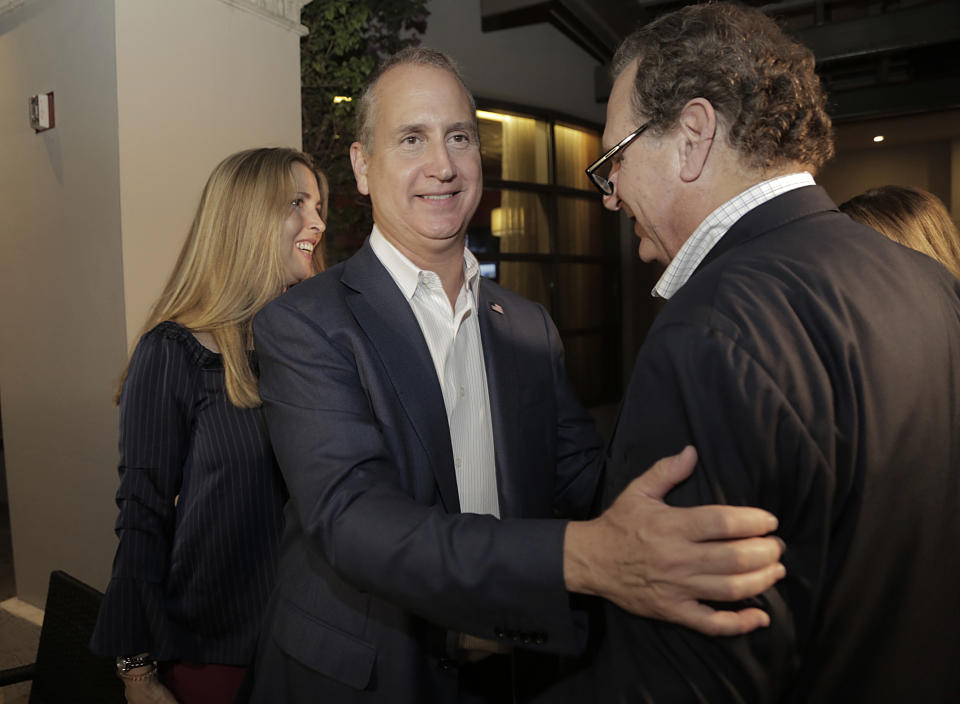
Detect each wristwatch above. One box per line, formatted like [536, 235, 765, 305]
[116, 653, 156, 675]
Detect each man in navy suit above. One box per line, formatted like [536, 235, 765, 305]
[552, 3, 960, 701]
[244, 47, 787, 703]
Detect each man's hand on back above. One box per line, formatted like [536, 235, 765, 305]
[563, 446, 785, 636]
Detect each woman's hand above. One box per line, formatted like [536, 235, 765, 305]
[121, 672, 179, 704]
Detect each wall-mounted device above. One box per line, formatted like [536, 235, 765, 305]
[28, 91, 55, 133]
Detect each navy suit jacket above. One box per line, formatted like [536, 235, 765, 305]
[245, 240, 602, 702]
[547, 186, 960, 703]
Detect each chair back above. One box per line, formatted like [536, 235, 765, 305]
[28, 570, 123, 704]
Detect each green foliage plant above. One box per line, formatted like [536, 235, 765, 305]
[300, 0, 429, 263]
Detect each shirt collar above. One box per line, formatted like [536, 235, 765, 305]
[368, 224, 480, 301]
[653, 172, 816, 300]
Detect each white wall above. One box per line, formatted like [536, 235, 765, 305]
[423, 0, 604, 124]
[0, 0, 307, 605]
[116, 0, 304, 345]
[0, 0, 126, 605]
[817, 108, 960, 218]
[818, 141, 952, 211]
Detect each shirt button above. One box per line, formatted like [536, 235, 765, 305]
[459, 386, 465, 398]
[455, 457, 462, 468]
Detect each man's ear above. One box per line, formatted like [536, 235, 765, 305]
[350, 142, 370, 196]
[676, 98, 716, 183]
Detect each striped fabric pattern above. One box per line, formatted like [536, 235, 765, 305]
[90, 321, 286, 664]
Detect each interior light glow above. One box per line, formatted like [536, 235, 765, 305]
[476, 109, 510, 123]
[873, 135, 885, 143]
[490, 207, 525, 237]
[333, 96, 352, 104]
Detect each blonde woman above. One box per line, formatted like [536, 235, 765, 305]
[90, 148, 327, 704]
[840, 185, 960, 280]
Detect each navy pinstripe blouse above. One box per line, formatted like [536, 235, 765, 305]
[90, 321, 286, 664]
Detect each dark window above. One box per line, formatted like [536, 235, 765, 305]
[469, 105, 621, 406]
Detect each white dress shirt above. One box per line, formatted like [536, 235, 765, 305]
[654, 172, 816, 299]
[369, 226, 500, 517]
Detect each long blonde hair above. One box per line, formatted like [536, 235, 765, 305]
[840, 185, 960, 280]
[118, 147, 328, 407]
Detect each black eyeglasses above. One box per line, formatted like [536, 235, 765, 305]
[585, 122, 650, 196]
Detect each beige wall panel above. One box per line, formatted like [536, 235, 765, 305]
[116, 0, 304, 346]
[819, 140, 952, 208]
[0, 0, 126, 604]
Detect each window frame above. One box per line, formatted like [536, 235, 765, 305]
[470, 99, 622, 406]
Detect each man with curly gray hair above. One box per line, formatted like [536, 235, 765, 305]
[554, 2, 960, 702]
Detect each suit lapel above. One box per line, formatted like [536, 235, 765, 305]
[341, 241, 460, 512]
[477, 281, 525, 518]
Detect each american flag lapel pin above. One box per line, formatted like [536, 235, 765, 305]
[490, 302, 504, 315]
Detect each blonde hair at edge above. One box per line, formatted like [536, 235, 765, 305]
[117, 147, 328, 408]
[840, 185, 960, 281]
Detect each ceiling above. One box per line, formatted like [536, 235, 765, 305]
[480, 0, 960, 123]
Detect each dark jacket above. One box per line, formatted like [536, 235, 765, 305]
[244, 240, 603, 702]
[561, 186, 960, 703]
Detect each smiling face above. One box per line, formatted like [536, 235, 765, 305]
[602, 61, 684, 267]
[280, 161, 325, 287]
[350, 63, 482, 266]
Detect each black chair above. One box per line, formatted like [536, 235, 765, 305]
[0, 570, 123, 703]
